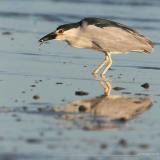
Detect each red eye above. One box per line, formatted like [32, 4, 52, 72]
[58, 29, 64, 34]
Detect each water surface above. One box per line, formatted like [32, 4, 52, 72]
[0, 0, 160, 159]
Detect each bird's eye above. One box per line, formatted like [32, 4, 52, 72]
[58, 29, 64, 34]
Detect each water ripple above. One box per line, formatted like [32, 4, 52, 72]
[1, 11, 160, 25]
[51, 0, 160, 7]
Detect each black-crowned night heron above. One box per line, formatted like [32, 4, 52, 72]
[39, 17, 154, 76]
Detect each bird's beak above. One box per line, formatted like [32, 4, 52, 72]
[39, 31, 57, 43]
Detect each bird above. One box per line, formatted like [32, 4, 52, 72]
[39, 17, 154, 76]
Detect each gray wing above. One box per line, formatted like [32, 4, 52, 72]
[80, 18, 154, 53]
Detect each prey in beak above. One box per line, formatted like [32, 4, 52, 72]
[39, 31, 57, 45]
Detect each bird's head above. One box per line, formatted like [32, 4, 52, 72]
[39, 23, 80, 44]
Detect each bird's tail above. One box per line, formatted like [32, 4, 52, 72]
[143, 38, 154, 53]
[135, 34, 154, 53]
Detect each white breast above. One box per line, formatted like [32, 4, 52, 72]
[71, 37, 93, 48]
[64, 27, 92, 49]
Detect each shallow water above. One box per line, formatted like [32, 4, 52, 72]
[0, 0, 160, 159]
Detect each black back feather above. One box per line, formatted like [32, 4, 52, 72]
[80, 17, 137, 33]
[57, 17, 138, 34]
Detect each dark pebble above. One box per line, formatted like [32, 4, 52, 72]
[128, 151, 137, 155]
[139, 144, 149, 149]
[78, 105, 87, 112]
[134, 93, 149, 96]
[2, 31, 12, 35]
[141, 83, 150, 89]
[37, 107, 43, 112]
[118, 139, 128, 147]
[34, 80, 42, 84]
[56, 82, 63, 85]
[100, 143, 108, 149]
[22, 106, 28, 111]
[132, 78, 135, 82]
[33, 95, 40, 100]
[26, 138, 42, 144]
[122, 91, 131, 95]
[16, 118, 21, 122]
[75, 91, 89, 96]
[113, 87, 125, 91]
[30, 84, 36, 87]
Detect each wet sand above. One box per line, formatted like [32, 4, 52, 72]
[0, 0, 160, 159]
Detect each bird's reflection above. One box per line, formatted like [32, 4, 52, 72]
[55, 75, 152, 130]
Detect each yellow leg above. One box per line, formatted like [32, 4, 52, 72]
[100, 54, 112, 77]
[92, 57, 108, 75]
[93, 74, 112, 96]
[101, 75, 112, 96]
